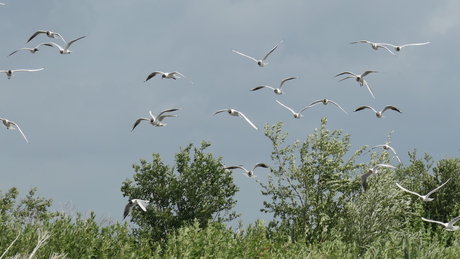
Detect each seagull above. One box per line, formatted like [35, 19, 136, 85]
[354, 105, 402, 118]
[361, 164, 396, 192]
[231, 40, 283, 67]
[396, 178, 450, 202]
[0, 118, 29, 143]
[334, 71, 377, 99]
[225, 163, 269, 178]
[0, 68, 44, 79]
[144, 71, 193, 84]
[275, 100, 310, 119]
[307, 99, 348, 114]
[380, 41, 430, 52]
[211, 109, 258, 130]
[250, 77, 299, 95]
[50, 35, 87, 54]
[350, 40, 396, 56]
[421, 216, 460, 231]
[7, 43, 53, 57]
[27, 30, 66, 43]
[131, 108, 181, 131]
[363, 144, 403, 164]
[123, 199, 150, 220]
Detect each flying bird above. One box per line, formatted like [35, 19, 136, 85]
[27, 30, 65, 43]
[363, 144, 403, 164]
[144, 71, 193, 84]
[0, 118, 29, 143]
[131, 108, 181, 131]
[361, 164, 396, 192]
[381, 41, 430, 52]
[396, 178, 450, 202]
[421, 216, 460, 231]
[7, 43, 53, 57]
[335, 70, 377, 99]
[231, 40, 283, 67]
[211, 109, 258, 130]
[123, 199, 150, 220]
[276, 100, 310, 119]
[250, 77, 299, 95]
[354, 105, 402, 118]
[225, 163, 269, 178]
[350, 40, 396, 56]
[307, 99, 348, 114]
[50, 35, 87, 54]
[0, 68, 44, 79]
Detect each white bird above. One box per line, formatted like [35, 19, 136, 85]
[307, 99, 348, 114]
[381, 41, 430, 52]
[0, 118, 29, 143]
[334, 71, 377, 99]
[276, 100, 310, 119]
[27, 30, 65, 43]
[361, 164, 396, 192]
[131, 108, 181, 131]
[350, 40, 396, 56]
[354, 105, 402, 118]
[7, 43, 53, 57]
[364, 144, 403, 164]
[50, 35, 87, 54]
[123, 199, 150, 220]
[144, 71, 193, 84]
[0, 68, 44, 79]
[225, 163, 269, 178]
[211, 109, 258, 130]
[231, 40, 283, 67]
[0, 3, 5, 5]
[421, 216, 460, 231]
[396, 178, 450, 202]
[250, 77, 299, 95]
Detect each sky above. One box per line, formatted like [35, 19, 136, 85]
[1, 0, 460, 227]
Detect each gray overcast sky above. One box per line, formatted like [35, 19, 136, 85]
[1, 0, 459, 226]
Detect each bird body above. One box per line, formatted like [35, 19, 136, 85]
[131, 108, 181, 131]
[250, 77, 299, 95]
[123, 199, 150, 220]
[211, 109, 258, 130]
[225, 163, 269, 178]
[232, 40, 283, 67]
[354, 105, 401, 118]
[0, 118, 29, 143]
[144, 71, 193, 84]
[335, 70, 377, 99]
[396, 178, 450, 202]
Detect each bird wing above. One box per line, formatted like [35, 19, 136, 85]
[354, 105, 376, 113]
[157, 114, 178, 122]
[426, 178, 451, 197]
[276, 100, 297, 115]
[250, 85, 275, 91]
[37, 43, 54, 48]
[237, 111, 258, 130]
[13, 68, 44, 73]
[144, 71, 164, 82]
[231, 49, 258, 62]
[375, 164, 397, 171]
[262, 40, 283, 62]
[421, 217, 446, 226]
[334, 71, 357, 78]
[7, 48, 29, 57]
[225, 165, 248, 172]
[361, 71, 378, 77]
[399, 42, 430, 49]
[64, 35, 87, 52]
[377, 45, 396, 56]
[278, 76, 299, 90]
[361, 171, 373, 192]
[157, 108, 182, 118]
[130, 118, 149, 132]
[54, 33, 66, 44]
[172, 72, 194, 84]
[211, 109, 228, 117]
[135, 199, 149, 212]
[350, 40, 371, 44]
[385, 145, 403, 164]
[50, 42, 64, 52]
[363, 81, 376, 99]
[327, 100, 349, 114]
[10, 122, 29, 143]
[253, 162, 269, 171]
[123, 202, 134, 220]
[26, 30, 46, 43]
[395, 183, 422, 198]
[382, 105, 402, 114]
[448, 216, 460, 226]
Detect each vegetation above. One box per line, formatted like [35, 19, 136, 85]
[2, 119, 460, 258]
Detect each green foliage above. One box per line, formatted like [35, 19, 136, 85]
[120, 141, 240, 243]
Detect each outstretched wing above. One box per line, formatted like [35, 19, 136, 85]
[225, 165, 248, 173]
[276, 100, 296, 115]
[395, 183, 422, 198]
[135, 199, 149, 212]
[250, 85, 275, 91]
[10, 122, 29, 143]
[354, 105, 377, 113]
[237, 111, 258, 130]
[130, 118, 149, 132]
[27, 30, 46, 43]
[231, 49, 258, 62]
[363, 81, 376, 99]
[278, 76, 299, 90]
[334, 71, 357, 78]
[64, 35, 87, 52]
[262, 40, 283, 62]
[172, 72, 194, 84]
[382, 105, 402, 114]
[426, 178, 451, 197]
[327, 100, 349, 114]
[421, 217, 445, 226]
[399, 42, 430, 49]
[144, 71, 164, 82]
[361, 71, 378, 77]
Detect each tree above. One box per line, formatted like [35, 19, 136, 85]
[120, 141, 240, 243]
[259, 118, 366, 243]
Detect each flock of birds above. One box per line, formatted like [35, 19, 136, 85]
[0, 14, 453, 229]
